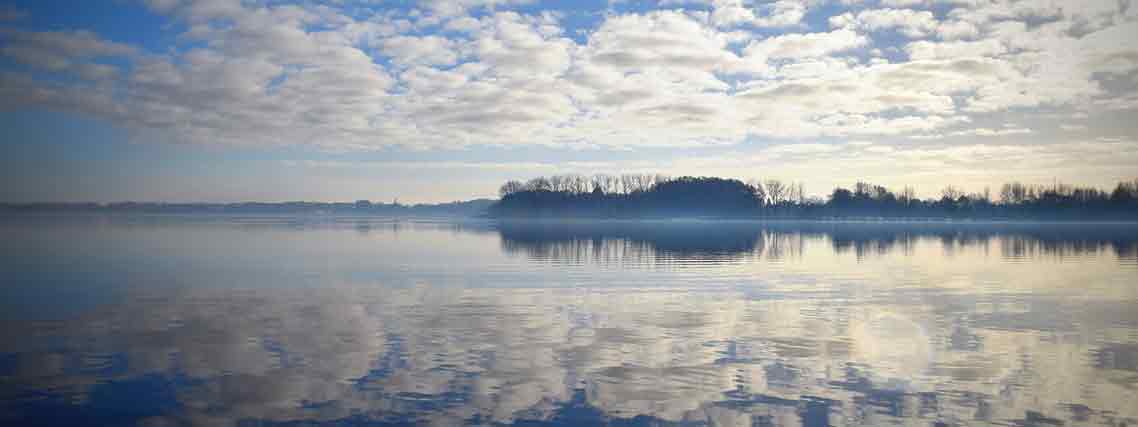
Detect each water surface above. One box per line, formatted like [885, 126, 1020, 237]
[1, 216, 1137, 426]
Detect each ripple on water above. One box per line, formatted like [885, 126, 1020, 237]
[1, 218, 1137, 426]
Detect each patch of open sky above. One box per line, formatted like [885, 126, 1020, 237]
[0, 110, 131, 165]
[604, 0, 666, 15]
[2, 0, 185, 56]
[798, 1, 841, 33]
[264, 65, 306, 96]
[519, 3, 609, 45]
[0, 111, 189, 201]
[0, 111, 439, 198]
[364, 49, 397, 73]
[802, 0, 846, 26]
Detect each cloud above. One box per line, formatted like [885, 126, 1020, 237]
[420, 0, 538, 17]
[742, 29, 868, 60]
[380, 35, 462, 67]
[691, 0, 809, 29]
[935, 19, 980, 40]
[905, 38, 1005, 60]
[745, 0, 809, 28]
[949, 127, 1033, 137]
[584, 10, 737, 71]
[0, 0, 1135, 151]
[830, 8, 940, 38]
[0, 29, 137, 61]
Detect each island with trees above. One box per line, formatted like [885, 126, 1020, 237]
[492, 174, 1138, 220]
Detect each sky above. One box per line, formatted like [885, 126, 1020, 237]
[0, 0, 1136, 203]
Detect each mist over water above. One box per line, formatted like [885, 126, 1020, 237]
[1, 216, 1137, 426]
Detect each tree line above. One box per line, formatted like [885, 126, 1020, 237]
[493, 174, 1138, 219]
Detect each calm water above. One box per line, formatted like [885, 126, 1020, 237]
[2, 216, 1137, 426]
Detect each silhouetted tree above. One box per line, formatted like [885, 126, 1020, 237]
[499, 180, 525, 197]
[766, 179, 788, 205]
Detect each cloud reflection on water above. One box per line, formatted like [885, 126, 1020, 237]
[1, 219, 1136, 426]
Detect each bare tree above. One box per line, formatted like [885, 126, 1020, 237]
[1000, 182, 1029, 204]
[622, 174, 657, 193]
[766, 179, 787, 205]
[527, 177, 552, 192]
[591, 174, 619, 194]
[747, 179, 767, 205]
[605, 175, 621, 193]
[940, 185, 962, 201]
[499, 180, 525, 197]
[548, 175, 566, 192]
[619, 174, 637, 194]
[571, 175, 590, 194]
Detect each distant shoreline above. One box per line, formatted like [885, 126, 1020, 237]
[3, 210, 1137, 225]
[0, 200, 495, 217]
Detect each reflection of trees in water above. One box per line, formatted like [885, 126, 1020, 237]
[793, 223, 1138, 261]
[998, 234, 1137, 260]
[495, 222, 1138, 264]
[757, 230, 806, 262]
[497, 222, 768, 265]
[496, 222, 813, 265]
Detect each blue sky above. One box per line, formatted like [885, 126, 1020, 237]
[1, 0, 1136, 203]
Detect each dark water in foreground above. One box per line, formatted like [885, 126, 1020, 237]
[1, 216, 1137, 426]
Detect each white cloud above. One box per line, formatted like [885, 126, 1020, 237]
[950, 127, 1033, 137]
[830, 8, 940, 38]
[905, 38, 1005, 60]
[0, 0, 1135, 152]
[699, 0, 809, 29]
[747, 0, 808, 28]
[443, 15, 482, 32]
[420, 0, 537, 17]
[584, 10, 737, 71]
[935, 19, 980, 40]
[380, 35, 462, 67]
[743, 29, 867, 60]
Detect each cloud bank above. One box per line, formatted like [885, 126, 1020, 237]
[0, 0, 1136, 151]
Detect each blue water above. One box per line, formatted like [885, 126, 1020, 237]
[1, 215, 1137, 426]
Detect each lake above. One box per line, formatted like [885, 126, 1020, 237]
[1, 215, 1136, 426]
